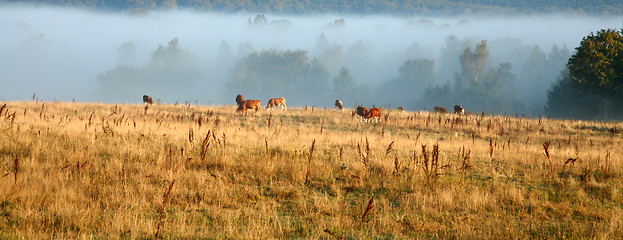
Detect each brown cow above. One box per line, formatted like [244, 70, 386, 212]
[266, 97, 287, 111]
[454, 105, 465, 115]
[356, 106, 368, 118]
[335, 99, 344, 111]
[434, 106, 448, 113]
[237, 100, 262, 112]
[143, 95, 153, 105]
[235, 94, 244, 106]
[363, 108, 382, 122]
[235, 94, 261, 112]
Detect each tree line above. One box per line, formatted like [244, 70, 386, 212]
[96, 27, 623, 120]
[546, 28, 623, 120]
[4, 0, 623, 16]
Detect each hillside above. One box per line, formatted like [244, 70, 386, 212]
[0, 101, 622, 238]
[3, 0, 623, 15]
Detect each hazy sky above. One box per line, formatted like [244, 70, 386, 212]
[1, 6, 621, 104]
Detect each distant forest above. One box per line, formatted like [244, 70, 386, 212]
[3, 0, 623, 15]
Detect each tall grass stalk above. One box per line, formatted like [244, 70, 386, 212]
[155, 179, 175, 239]
[305, 139, 315, 184]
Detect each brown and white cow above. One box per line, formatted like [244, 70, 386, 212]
[454, 105, 465, 115]
[266, 97, 287, 111]
[434, 106, 448, 113]
[143, 95, 153, 105]
[363, 108, 382, 122]
[335, 99, 344, 111]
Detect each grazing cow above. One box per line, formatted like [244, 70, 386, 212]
[434, 106, 448, 113]
[266, 97, 287, 111]
[335, 99, 344, 111]
[356, 106, 368, 119]
[363, 108, 382, 122]
[143, 95, 153, 105]
[454, 105, 465, 115]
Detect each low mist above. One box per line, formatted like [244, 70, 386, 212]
[1, 6, 621, 115]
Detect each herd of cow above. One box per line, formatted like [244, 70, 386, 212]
[142, 94, 465, 122]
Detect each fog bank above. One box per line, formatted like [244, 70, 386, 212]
[0, 6, 621, 110]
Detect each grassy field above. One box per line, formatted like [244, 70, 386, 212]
[0, 101, 621, 239]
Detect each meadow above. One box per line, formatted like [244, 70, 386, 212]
[0, 101, 621, 239]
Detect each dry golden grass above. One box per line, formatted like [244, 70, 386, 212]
[0, 101, 622, 239]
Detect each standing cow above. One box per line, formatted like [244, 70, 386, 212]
[143, 95, 153, 105]
[235, 94, 261, 112]
[266, 97, 287, 111]
[238, 100, 262, 112]
[363, 108, 382, 122]
[335, 99, 344, 111]
[454, 105, 465, 115]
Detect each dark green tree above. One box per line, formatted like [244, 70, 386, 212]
[545, 69, 601, 119]
[567, 28, 623, 119]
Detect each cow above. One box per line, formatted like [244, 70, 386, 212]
[335, 99, 344, 111]
[143, 95, 153, 105]
[237, 100, 262, 112]
[235, 94, 261, 112]
[434, 106, 448, 113]
[397, 106, 404, 112]
[454, 105, 465, 115]
[363, 108, 382, 122]
[266, 97, 287, 111]
[235, 94, 244, 106]
[355, 106, 368, 119]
